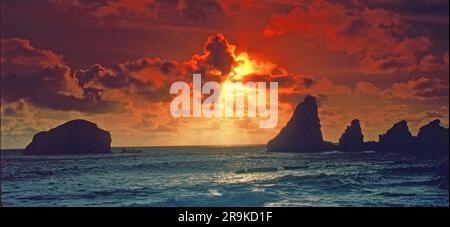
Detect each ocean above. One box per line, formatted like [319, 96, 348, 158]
[1, 145, 448, 207]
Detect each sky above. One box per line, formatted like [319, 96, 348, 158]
[1, 0, 449, 149]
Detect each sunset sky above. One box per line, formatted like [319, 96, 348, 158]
[1, 0, 449, 149]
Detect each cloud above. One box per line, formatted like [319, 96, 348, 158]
[424, 111, 447, 119]
[382, 77, 449, 100]
[1, 38, 125, 113]
[1, 100, 32, 118]
[174, 0, 223, 20]
[262, 0, 440, 75]
[217, 0, 256, 16]
[355, 82, 379, 95]
[74, 57, 180, 103]
[2, 34, 269, 115]
[1, 38, 65, 74]
[418, 54, 447, 72]
[278, 77, 352, 104]
[190, 33, 237, 78]
[48, 0, 158, 20]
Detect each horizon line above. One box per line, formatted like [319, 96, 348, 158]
[0, 143, 267, 151]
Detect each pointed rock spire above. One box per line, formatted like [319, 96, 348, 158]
[267, 95, 335, 152]
[338, 119, 365, 152]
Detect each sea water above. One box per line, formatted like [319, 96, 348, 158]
[1, 146, 448, 207]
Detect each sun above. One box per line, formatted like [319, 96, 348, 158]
[230, 52, 257, 80]
[217, 47, 278, 118]
[228, 52, 277, 81]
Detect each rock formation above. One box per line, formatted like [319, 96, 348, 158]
[377, 120, 416, 154]
[375, 119, 449, 156]
[416, 119, 449, 156]
[363, 141, 378, 151]
[338, 119, 365, 152]
[266, 95, 449, 157]
[23, 119, 111, 155]
[267, 95, 336, 152]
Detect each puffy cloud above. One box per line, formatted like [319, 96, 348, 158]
[1, 38, 125, 113]
[190, 33, 237, 78]
[1, 38, 65, 74]
[1, 34, 267, 114]
[74, 57, 179, 103]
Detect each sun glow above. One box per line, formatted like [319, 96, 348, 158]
[228, 52, 277, 81]
[230, 52, 257, 80]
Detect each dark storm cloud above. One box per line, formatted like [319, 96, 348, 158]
[1, 38, 125, 113]
[1, 67, 125, 113]
[191, 33, 237, 76]
[74, 57, 180, 102]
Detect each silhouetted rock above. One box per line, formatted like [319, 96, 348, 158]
[363, 141, 378, 151]
[417, 119, 449, 156]
[267, 95, 337, 152]
[23, 119, 111, 155]
[338, 119, 365, 152]
[377, 120, 416, 154]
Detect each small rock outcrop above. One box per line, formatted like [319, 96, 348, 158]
[23, 119, 111, 155]
[267, 95, 336, 152]
[377, 120, 416, 154]
[338, 119, 365, 152]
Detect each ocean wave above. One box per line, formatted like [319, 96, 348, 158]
[375, 192, 417, 197]
[379, 166, 436, 174]
[385, 178, 443, 187]
[321, 151, 343, 155]
[282, 165, 309, 170]
[235, 167, 280, 174]
[234, 165, 308, 174]
[127, 189, 278, 207]
[2, 146, 449, 207]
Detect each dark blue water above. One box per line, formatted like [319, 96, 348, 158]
[1, 146, 448, 206]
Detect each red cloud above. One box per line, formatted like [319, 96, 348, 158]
[263, 0, 439, 75]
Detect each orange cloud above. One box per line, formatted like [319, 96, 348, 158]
[383, 77, 449, 101]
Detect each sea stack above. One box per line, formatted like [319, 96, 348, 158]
[377, 120, 415, 154]
[267, 95, 336, 152]
[23, 119, 111, 155]
[338, 119, 365, 152]
[417, 119, 449, 156]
